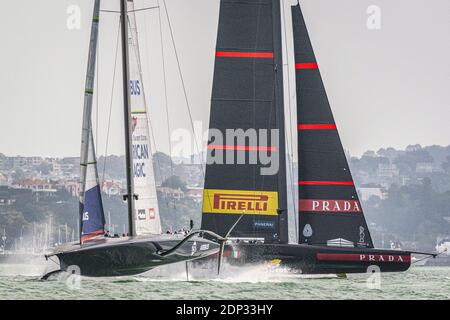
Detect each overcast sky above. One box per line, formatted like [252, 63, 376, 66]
[0, 0, 449, 158]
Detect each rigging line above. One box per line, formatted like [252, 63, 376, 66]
[128, 3, 168, 214]
[162, 0, 206, 179]
[252, 0, 263, 196]
[411, 255, 433, 265]
[101, 18, 121, 183]
[100, 6, 159, 14]
[271, 4, 288, 241]
[96, 17, 100, 150]
[281, 0, 298, 240]
[140, 2, 164, 188]
[126, 8, 155, 161]
[156, 1, 176, 211]
[162, 0, 214, 223]
[157, 0, 174, 180]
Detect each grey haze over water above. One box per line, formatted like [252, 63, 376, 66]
[0, 0, 449, 158]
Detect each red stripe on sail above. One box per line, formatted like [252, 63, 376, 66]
[317, 253, 411, 263]
[216, 51, 274, 59]
[81, 229, 105, 243]
[298, 181, 354, 186]
[295, 62, 318, 69]
[297, 124, 337, 130]
[207, 145, 277, 152]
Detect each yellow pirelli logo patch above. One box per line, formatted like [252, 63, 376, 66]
[203, 189, 278, 216]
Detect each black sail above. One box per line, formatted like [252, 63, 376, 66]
[292, 4, 374, 248]
[201, 0, 288, 243]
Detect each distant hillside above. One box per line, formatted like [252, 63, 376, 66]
[350, 144, 450, 193]
[97, 152, 203, 187]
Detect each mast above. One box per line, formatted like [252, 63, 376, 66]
[273, 0, 288, 243]
[120, 0, 136, 236]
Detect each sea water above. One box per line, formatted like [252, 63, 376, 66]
[0, 257, 449, 300]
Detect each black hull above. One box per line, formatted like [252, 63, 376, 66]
[50, 235, 219, 277]
[201, 243, 411, 274]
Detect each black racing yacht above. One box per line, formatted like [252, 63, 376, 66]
[42, 0, 220, 278]
[199, 0, 434, 274]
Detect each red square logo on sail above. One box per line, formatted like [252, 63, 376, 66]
[131, 116, 138, 133]
[149, 208, 155, 219]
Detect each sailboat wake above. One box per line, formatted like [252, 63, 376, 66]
[135, 261, 338, 283]
[0, 256, 53, 277]
[207, 263, 338, 283]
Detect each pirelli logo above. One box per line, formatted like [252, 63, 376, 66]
[203, 189, 278, 215]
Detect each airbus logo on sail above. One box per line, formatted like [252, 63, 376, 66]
[299, 199, 361, 213]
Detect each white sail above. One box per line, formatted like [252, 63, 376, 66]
[127, 1, 162, 235]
